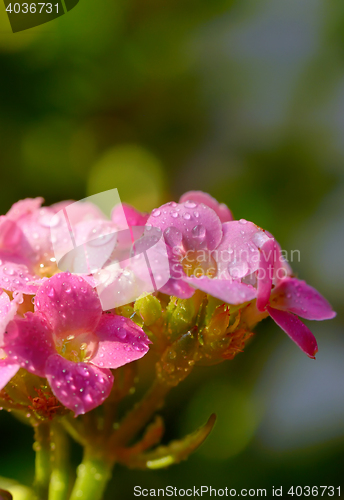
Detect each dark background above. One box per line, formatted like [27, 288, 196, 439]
[0, 0, 343, 497]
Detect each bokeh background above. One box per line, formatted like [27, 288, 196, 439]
[1, 0, 344, 497]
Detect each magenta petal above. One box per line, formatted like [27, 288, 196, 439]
[179, 191, 233, 223]
[147, 201, 223, 251]
[186, 276, 257, 304]
[3, 313, 55, 376]
[0, 291, 18, 345]
[0, 260, 38, 294]
[91, 315, 150, 369]
[112, 203, 149, 228]
[257, 238, 276, 312]
[6, 197, 44, 221]
[0, 359, 20, 390]
[216, 221, 271, 279]
[160, 277, 196, 299]
[45, 354, 114, 416]
[267, 306, 318, 358]
[35, 273, 102, 335]
[270, 277, 336, 320]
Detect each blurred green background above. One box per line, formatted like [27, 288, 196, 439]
[1, 0, 344, 497]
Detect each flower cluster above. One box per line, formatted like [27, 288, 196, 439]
[0, 191, 336, 420]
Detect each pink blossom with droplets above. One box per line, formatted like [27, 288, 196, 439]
[0, 273, 151, 416]
[0, 198, 110, 295]
[146, 194, 279, 305]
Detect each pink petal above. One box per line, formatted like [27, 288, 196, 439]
[147, 201, 223, 251]
[186, 276, 257, 304]
[267, 306, 318, 359]
[0, 291, 19, 345]
[270, 277, 336, 320]
[0, 218, 31, 258]
[6, 198, 44, 221]
[179, 191, 233, 223]
[0, 359, 20, 390]
[45, 354, 114, 416]
[53, 200, 106, 224]
[257, 238, 276, 312]
[215, 221, 271, 279]
[0, 260, 39, 294]
[14, 206, 57, 261]
[35, 273, 102, 335]
[91, 314, 150, 369]
[3, 313, 55, 377]
[112, 203, 149, 228]
[272, 242, 292, 284]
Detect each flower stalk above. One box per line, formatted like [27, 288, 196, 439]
[33, 421, 51, 500]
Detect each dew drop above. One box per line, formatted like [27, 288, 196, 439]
[192, 225, 206, 241]
[184, 201, 197, 209]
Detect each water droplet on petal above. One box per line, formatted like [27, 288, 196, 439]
[184, 201, 197, 208]
[192, 224, 206, 241]
[183, 212, 191, 220]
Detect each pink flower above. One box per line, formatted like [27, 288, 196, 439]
[179, 191, 233, 223]
[0, 273, 150, 415]
[146, 195, 279, 305]
[146, 192, 336, 358]
[266, 277, 336, 358]
[0, 198, 110, 294]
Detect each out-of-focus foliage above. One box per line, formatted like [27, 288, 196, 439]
[0, 0, 344, 497]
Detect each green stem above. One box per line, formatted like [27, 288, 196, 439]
[33, 422, 51, 500]
[48, 423, 70, 500]
[69, 449, 114, 500]
[110, 380, 170, 449]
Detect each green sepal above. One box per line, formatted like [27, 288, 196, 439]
[121, 414, 216, 470]
[156, 330, 199, 386]
[134, 294, 162, 326]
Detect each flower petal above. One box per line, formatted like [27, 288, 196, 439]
[0, 260, 38, 294]
[267, 306, 318, 359]
[45, 354, 114, 416]
[179, 191, 233, 223]
[6, 197, 44, 220]
[147, 201, 223, 251]
[35, 273, 102, 335]
[215, 221, 272, 279]
[0, 359, 20, 390]
[185, 276, 257, 304]
[269, 277, 336, 320]
[91, 314, 150, 369]
[0, 291, 19, 345]
[3, 313, 55, 376]
[112, 202, 149, 228]
[257, 238, 276, 312]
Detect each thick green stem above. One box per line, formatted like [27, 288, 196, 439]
[48, 423, 70, 500]
[110, 380, 170, 449]
[33, 422, 51, 500]
[69, 450, 114, 500]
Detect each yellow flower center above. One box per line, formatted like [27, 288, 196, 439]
[34, 257, 60, 279]
[54, 331, 99, 363]
[181, 250, 217, 278]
